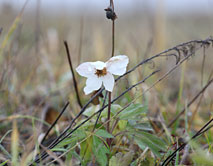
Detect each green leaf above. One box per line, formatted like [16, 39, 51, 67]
[93, 136, 109, 166]
[65, 150, 73, 165]
[65, 151, 82, 165]
[118, 120, 128, 131]
[109, 152, 134, 166]
[130, 160, 137, 166]
[54, 138, 76, 149]
[0, 160, 8, 166]
[51, 148, 67, 152]
[139, 131, 167, 149]
[0, 144, 11, 159]
[54, 130, 86, 149]
[133, 131, 166, 157]
[95, 129, 114, 138]
[129, 122, 153, 132]
[83, 104, 122, 121]
[101, 104, 122, 117]
[134, 137, 146, 150]
[80, 136, 93, 163]
[83, 105, 100, 117]
[119, 104, 147, 120]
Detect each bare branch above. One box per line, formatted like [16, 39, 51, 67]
[64, 41, 83, 108]
[162, 118, 213, 166]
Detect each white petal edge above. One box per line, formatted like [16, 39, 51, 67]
[106, 55, 129, 76]
[84, 76, 102, 95]
[91, 61, 106, 70]
[101, 73, 115, 92]
[76, 62, 95, 78]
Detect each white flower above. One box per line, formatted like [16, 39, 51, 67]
[76, 55, 129, 95]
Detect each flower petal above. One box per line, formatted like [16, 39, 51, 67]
[84, 76, 102, 95]
[76, 62, 95, 78]
[101, 73, 115, 92]
[91, 61, 106, 70]
[106, 55, 129, 76]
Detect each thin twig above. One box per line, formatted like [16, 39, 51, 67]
[111, 0, 115, 57]
[64, 41, 83, 108]
[107, 92, 112, 146]
[111, 20, 115, 57]
[162, 118, 213, 166]
[107, 0, 115, 148]
[110, 118, 119, 135]
[54, 71, 159, 143]
[93, 91, 108, 131]
[40, 101, 70, 145]
[201, 46, 206, 87]
[40, 144, 65, 166]
[117, 37, 213, 80]
[55, 38, 213, 146]
[31, 37, 213, 164]
[32, 88, 104, 164]
[189, 70, 213, 129]
[195, 124, 213, 139]
[160, 77, 213, 135]
[31, 70, 159, 165]
[110, 0, 114, 8]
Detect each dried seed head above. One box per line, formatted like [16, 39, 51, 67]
[104, 6, 117, 20]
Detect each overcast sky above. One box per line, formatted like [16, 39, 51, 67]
[1, 0, 212, 14]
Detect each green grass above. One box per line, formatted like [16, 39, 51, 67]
[0, 3, 213, 166]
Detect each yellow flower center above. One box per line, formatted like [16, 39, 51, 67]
[95, 67, 107, 77]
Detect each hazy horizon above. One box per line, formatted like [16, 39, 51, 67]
[1, 0, 212, 15]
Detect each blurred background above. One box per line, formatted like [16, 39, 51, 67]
[0, 1, 213, 163]
[1, 0, 213, 56]
[0, 0, 213, 122]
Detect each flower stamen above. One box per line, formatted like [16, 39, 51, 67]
[95, 67, 107, 77]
